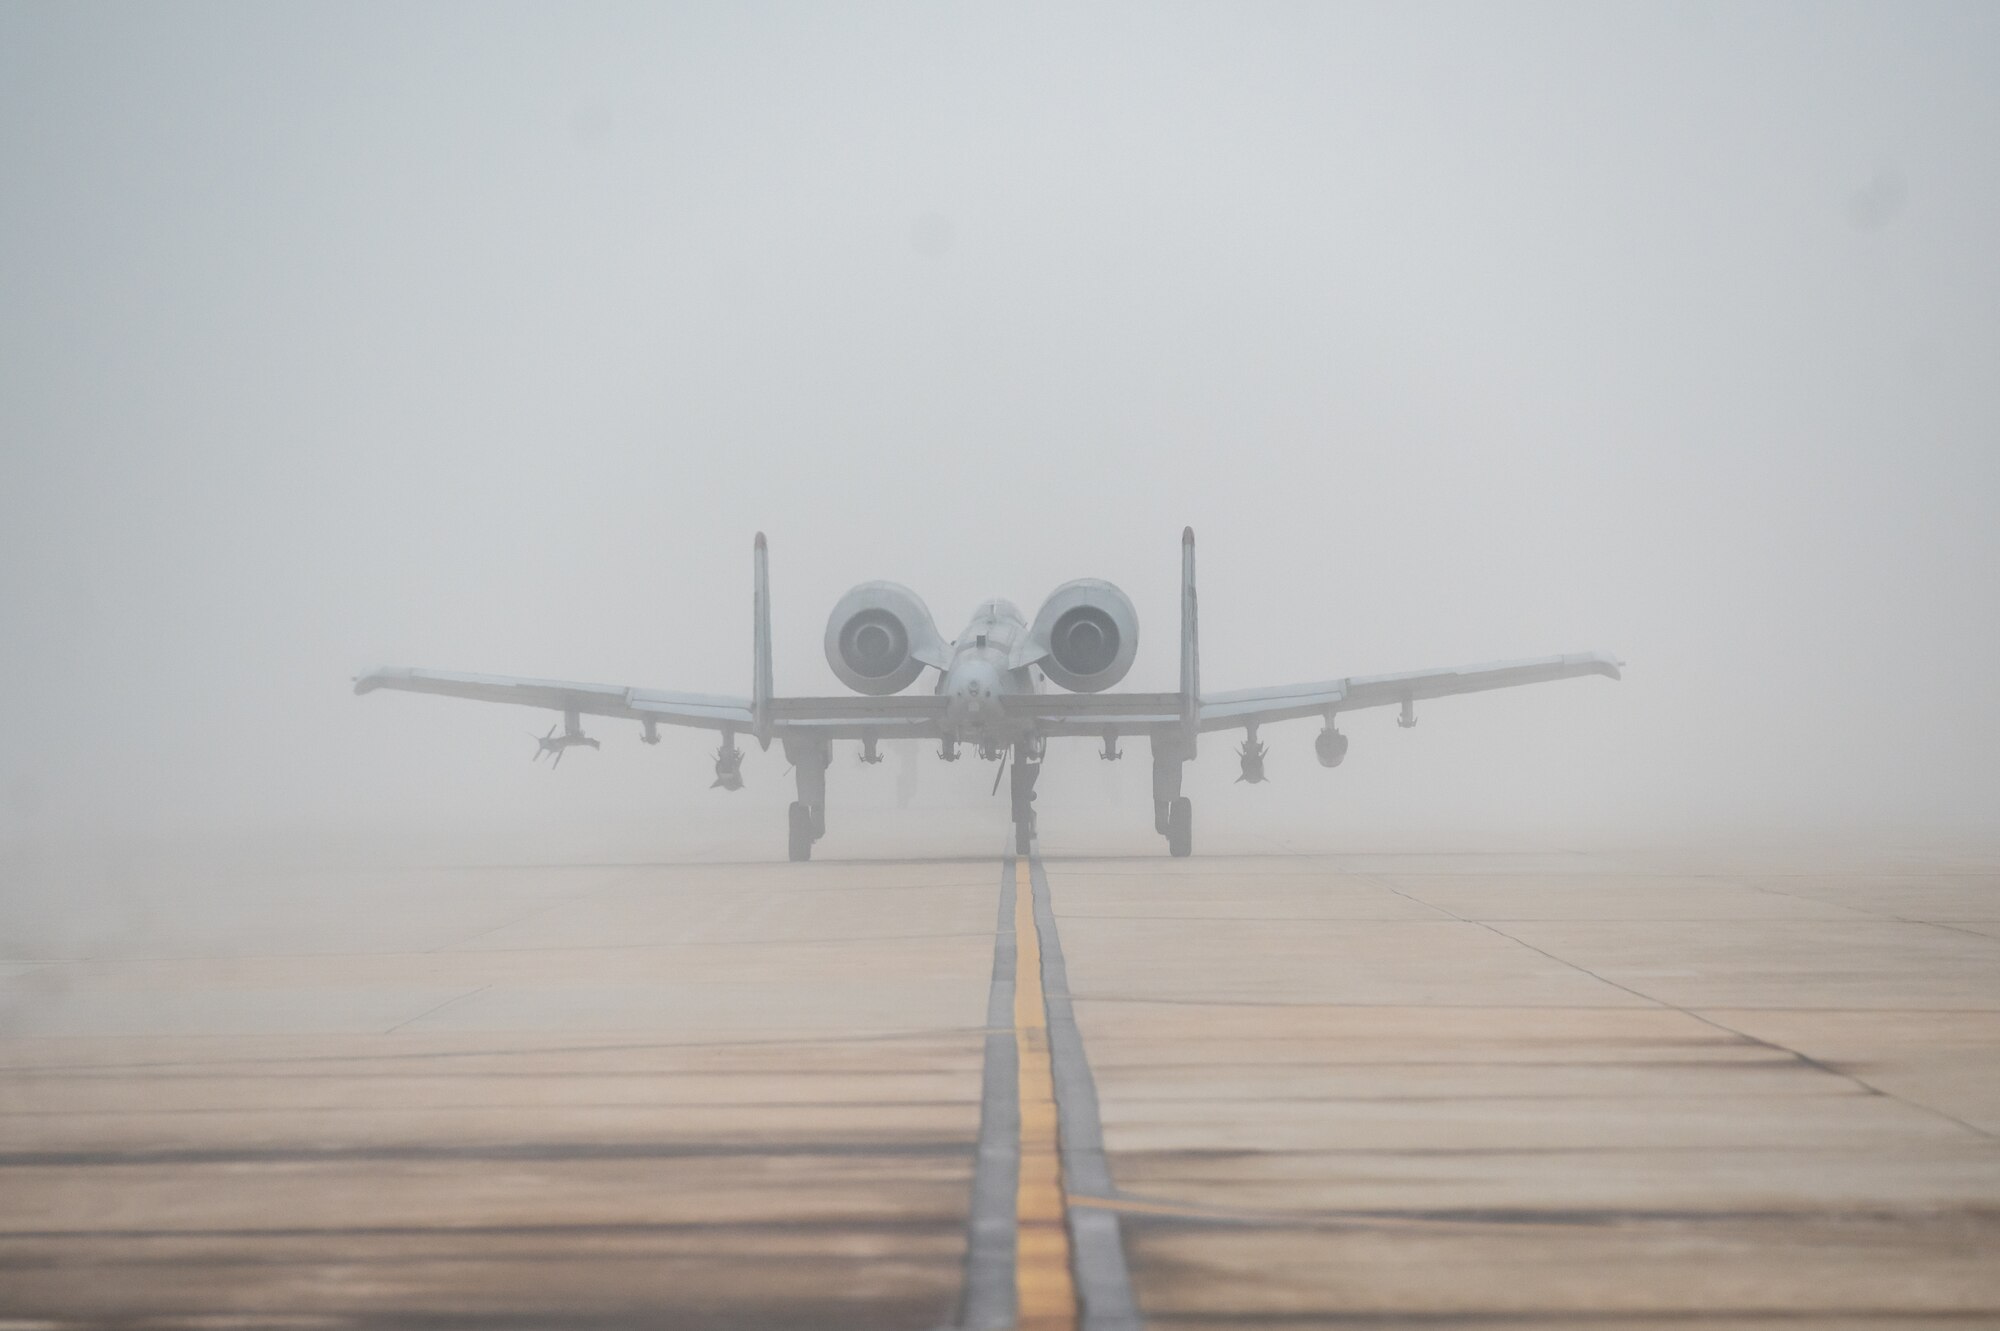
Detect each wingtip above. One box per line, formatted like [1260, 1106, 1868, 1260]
[1594, 652, 1624, 682]
[354, 666, 413, 696]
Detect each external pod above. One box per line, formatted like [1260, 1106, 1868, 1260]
[1015, 579, 1139, 692]
[824, 581, 949, 695]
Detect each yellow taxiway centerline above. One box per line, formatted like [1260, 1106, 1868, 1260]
[1013, 857, 1078, 1330]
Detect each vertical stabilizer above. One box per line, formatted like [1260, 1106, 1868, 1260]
[1180, 526, 1199, 754]
[752, 532, 774, 748]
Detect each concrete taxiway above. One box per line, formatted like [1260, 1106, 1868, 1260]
[2, 821, 1997, 1328]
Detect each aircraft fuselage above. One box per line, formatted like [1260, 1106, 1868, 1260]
[938, 598, 1040, 743]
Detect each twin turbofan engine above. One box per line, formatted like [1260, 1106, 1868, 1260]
[1023, 578, 1140, 692]
[823, 582, 949, 695]
[823, 579, 1139, 695]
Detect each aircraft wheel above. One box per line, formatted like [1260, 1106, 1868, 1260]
[1167, 796, 1193, 857]
[810, 803, 826, 840]
[788, 801, 813, 862]
[1016, 818, 1034, 857]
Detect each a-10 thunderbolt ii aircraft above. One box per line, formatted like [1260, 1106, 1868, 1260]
[356, 530, 1620, 860]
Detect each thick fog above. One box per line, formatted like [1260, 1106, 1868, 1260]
[3, 3, 1996, 863]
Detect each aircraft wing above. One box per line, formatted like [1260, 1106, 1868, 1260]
[354, 667, 952, 739]
[1196, 651, 1622, 730]
[763, 694, 948, 738]
[354, 667, 755, 731]
[998, 692, 1185, 737]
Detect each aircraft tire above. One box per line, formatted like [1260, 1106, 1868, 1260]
[1016, 818, 1034, 857]
[788, 801, 813, 862]
[1167, 796, 1193, 857]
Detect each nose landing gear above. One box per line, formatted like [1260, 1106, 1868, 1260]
[1010, 739, 1042, 856]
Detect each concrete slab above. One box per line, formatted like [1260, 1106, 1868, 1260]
[1494, 918, 2000, 1010]
[1369, 872, 1879, 921]
[1057, 915, 1654, 1007]
[4, 836, 1997, 1327]
[1052, 845, 2000, 1329]
[0, 855, 996, 1329]
[1733, 873, 2000, 922]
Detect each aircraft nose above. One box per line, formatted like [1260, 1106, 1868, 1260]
[947, 662, 1002, 727]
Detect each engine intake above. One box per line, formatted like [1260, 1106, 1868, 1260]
[824, 582, 946, 695]
[1021, 579, 1138, 692]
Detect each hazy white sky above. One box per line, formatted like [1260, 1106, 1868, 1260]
[2, 2, 1995, 853]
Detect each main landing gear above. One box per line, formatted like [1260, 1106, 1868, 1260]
[1164, 797, 1192, 857]
[784, 736, 831, 862]
[1151, 736, 1193, 857]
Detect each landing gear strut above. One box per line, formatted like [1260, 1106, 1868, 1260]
[1166, 795, 1193, 858]
[784, 736, 831, 862]
[1011, 740, 1042, 856]
[1151, 735, 1193, 857]
[787, 800, 814, 861]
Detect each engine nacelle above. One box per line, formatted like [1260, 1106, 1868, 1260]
[824, 581, 947, 695]
[1315, 725, 1349, 768]
[1020, 579, 1139, 692]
